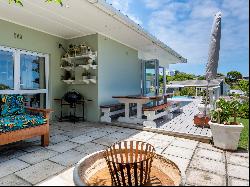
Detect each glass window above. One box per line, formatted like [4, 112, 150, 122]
[0, 50, 14, 90]
[20, 54, 46, 90]
[23, 93, 46, 108]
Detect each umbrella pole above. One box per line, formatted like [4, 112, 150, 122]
[204, 79, 210, 118]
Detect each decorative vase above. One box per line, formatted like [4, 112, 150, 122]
[88, 59, 93, 64]
[209, 121, 244, 151]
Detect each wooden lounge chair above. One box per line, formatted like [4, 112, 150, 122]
[0, 95, 53, 147]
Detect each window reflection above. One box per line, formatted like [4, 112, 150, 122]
[0, 50, 14, 90]
[23, 94, 46, 108]
[20, 54, 45, 90]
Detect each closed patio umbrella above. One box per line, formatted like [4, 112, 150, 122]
[204, 12, 222, 116]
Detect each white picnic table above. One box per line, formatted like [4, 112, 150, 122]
[112, 94, 169, 124]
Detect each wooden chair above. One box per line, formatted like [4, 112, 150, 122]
[0, 95, 53, 147]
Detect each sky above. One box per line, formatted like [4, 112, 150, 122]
[106, 0, 249, 76]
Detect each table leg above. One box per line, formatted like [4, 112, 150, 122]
[137, 103, 143, 119]
[125, 102, 130, 119]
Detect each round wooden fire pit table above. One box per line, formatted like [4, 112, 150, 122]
[73, 150, 185, 186]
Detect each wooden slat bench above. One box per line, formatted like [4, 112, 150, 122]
[100, 103, 125, 123]
[142, 101, 182, 128]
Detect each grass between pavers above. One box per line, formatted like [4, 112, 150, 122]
[237, 118, 249, 150]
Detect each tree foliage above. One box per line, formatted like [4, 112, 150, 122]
[167, 72, 196, 82]
[180, 87, 196, 96]
[226, 71, 243, 84]
[7, 0, 63, 6]
[239, 80, 249, 95]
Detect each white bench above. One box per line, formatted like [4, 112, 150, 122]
[142, 101, 182, 128]
[100, 103, 125, 123]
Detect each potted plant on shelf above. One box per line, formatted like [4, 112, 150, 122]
[209, 97, 244, 150]
[82, 71, 88, 80]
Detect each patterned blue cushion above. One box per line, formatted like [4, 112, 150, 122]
[0, 95, 25, 117]
[0, 114, 47, 133]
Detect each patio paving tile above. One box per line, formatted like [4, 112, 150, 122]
[18, 148, 59, 164]
[106, 132, 132, 141]
[49, 150, 85, 167]
[92, 136, 121, 146]
[163, 145, 194, 160]
[147, 138, 171, 149]
[0, 149, 27, 163]
[37, 167, 74, 186]
[185, 168, 226, 186]
[189, 156, 226, 175]
[23, 136, 40, 143]
[15, 160, 65, 185]
[0, 159, 30, 178]
[226, 150, 249, 158]
[73, 142, 107, 154]
[198, 142, 224, 152]
[170, 138, 198, 150]
[163, 154, 190, 174]
[0, 174, 32, 186]
[151, 134, 176, 142]
[69, 135, 95, 145]
[50, 128, 66, 136]
[194, 148, 225, 162]
[115, 127, 140, 135]
[62, 129, 90, 138]
[228, 177, 249, 186]
[126, 131, 156, 141]
[46, 141, 80, 153]
[50, 134, 70, 144]
[82, 130, 110, 139]
[155, 147, 166, 154]
[227, 164, 249, 180]
[16, 141, 45, 153]
[226, 152, 249, 167]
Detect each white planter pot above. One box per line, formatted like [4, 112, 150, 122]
[198, 104, 211, 114]
[209, 121, 244, 151]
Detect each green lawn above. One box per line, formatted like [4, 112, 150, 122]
[237, 118, 249, 150]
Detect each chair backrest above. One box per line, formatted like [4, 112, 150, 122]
[0, 94, 25, 117]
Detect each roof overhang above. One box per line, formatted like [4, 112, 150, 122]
[0, 0, 187, 66]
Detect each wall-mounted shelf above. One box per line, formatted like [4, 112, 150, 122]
[78, 64, 98, 70]
[62, 78, 97, 85]
[60, 66, 73, 71]
[62, 80, 75, 84]
[60, 47, 97, 85]
[61, 53, 97, 62]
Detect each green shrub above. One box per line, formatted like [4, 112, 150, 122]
[239, 101, 249, 119]
[180, 87, 196, 96]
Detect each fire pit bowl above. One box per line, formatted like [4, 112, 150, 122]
[73, 150, 185, 186]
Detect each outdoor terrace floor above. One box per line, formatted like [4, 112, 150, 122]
[0, 121, 249, 186]
[112, 98, 212, 142]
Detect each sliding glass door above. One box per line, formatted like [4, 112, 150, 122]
[141, 59, 159, 95]
[0, 46, 49, 108]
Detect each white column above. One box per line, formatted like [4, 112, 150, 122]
[163, 67, 166, 94]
